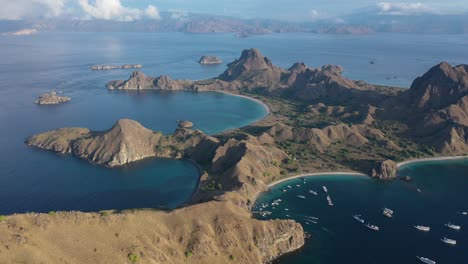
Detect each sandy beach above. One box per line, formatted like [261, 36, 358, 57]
[214, 91, 271, 114]
[397, 155, 468, 168]
[267, 172, 366, 188]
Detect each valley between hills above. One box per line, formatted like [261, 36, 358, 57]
[1, 48, 467, 263]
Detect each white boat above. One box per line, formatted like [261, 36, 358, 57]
[365, 223, 379, 231]
[441, 237, 457, 245]
[414, 225, 430, 232]
[322, 186, 328, 193]
[308, 190, 318, 195]
[287, 185, 292, 189]
[417, 256, 436, 264]
[353, 215, 365, 224]
[310, 220, 318, 224]
[283, 189, 287, 192]
[457, 211, 467, 215]
[417, 188, 422, 192]
[445, 222, 461, 230]
[297, 195, 306, 199]
[296, 184, 301, 187]
[383, 208, 393, 218]
[326, 195, 333, 206]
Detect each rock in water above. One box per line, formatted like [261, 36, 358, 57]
[199, 56, 222, 65]
[34, 91, 71, 105]
[177, 120, 194, 128]
[371, 160, 397, 180]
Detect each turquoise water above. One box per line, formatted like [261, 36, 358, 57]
[254, 159, 468, 263]
[0, 32, 467, 215]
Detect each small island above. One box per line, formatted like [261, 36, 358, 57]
[89, 64, 143, 70]
[199, 56, 222, 65]
[34, 91, 71, 105]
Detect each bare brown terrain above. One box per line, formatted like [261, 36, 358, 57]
[1, 48, 467, 263]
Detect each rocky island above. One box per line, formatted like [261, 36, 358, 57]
[89, 64, 143, 70]
[3, 48, 468, 263]
[199, 56, 222, 65]
[34, 91, 71, 105]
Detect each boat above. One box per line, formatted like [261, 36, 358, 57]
[287, 185, 292, 189]
[383, 208, 394, 218]
[296, 184, 301, 187]
[441, 237, 457, 245]
[282, 189, 287, 192]
[326, 195, 333, 206]
[445, 222, 461, 230]
[365, 223, 379, 231]
[417, 188, 422, 192]
[353, 215, 365, 224]
[297, 195, 306, 199]
[457, 211, 467, 215]
[414, 225, 430, 232]
[416, 256, 436, 264]
[308, 190, 318, 195]
[322, 186, 328, 193]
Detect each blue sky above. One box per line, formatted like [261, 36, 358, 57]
[0, 0, 467, 21]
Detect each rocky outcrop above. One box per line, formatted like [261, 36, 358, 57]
[177, 120, 194, 128]
[106, 71, 194, 90]
[371, 160, 397, 180]
[199, 56, 222, 65]
[89, 64, 142, 70]
[34, 91, 71, 105]
[26, 119, 214, 167]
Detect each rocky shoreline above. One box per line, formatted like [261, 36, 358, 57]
[34, 91, 71, 105]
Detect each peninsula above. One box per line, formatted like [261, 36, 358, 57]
[34, 91, 71, 105]
[4, 48, 468, 263]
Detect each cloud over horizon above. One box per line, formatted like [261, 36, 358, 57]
[78, 0, 160, 21]
[377, 2, 439, 16]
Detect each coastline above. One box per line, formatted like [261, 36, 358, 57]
[213, 90, 271, 115]
[396, 155, 468, 168]
[267, 172, 366, 188]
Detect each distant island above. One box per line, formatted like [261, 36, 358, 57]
[198, 56, 222, 65]
[89, 64, 143, 70]
[34, 91, 71, 105]
[7, 48, 468, 263]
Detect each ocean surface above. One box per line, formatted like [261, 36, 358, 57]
[254, 159, 468, 264]
[0, 31, 467, 219]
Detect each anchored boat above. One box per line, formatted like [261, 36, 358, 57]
[417, 256, 436, 264]
[365, 223, 380, 231]
[445, 222, 461, 230]
[441, 237, 457, 245]
[353, 215, 365, 224]
[414, 225, 430, 232]
[383, 208, 394, 218]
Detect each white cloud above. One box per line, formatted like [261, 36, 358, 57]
[78, 0, 160, 21]
[377, 2, 439, 16]
[168, 9, 189, 20]
[0, 0, 67, 20]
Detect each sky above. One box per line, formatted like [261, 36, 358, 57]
[0, 0, 467, 21]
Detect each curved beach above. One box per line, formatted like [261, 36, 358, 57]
[396, 155, 468, 168]
[214, 91, 271, 115]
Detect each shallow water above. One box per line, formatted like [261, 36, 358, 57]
[254, 159, 468, 263]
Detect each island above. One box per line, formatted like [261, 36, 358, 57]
[34, 91, 71, 105]
[3, 48, 467, 264]
[89, 64, 143, 70]
[199, 56, 222, 65]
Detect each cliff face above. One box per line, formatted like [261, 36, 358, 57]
[370, 160, 397, 180]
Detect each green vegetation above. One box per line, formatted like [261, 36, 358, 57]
[48, 211, 56, 216]
[0, 215, 5, 222]
[128, 253, 140, 263]
[100, 211, 111, 216]
[184, 250, 193, 258]
[229, 255, 235, 261]
[201, 181, 223, 191]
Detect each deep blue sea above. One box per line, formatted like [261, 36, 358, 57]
[0, 33, 467, 264]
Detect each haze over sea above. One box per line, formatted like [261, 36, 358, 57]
[0, 33, 467, 264]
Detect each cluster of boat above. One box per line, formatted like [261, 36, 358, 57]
[352, 207, 463, 264]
